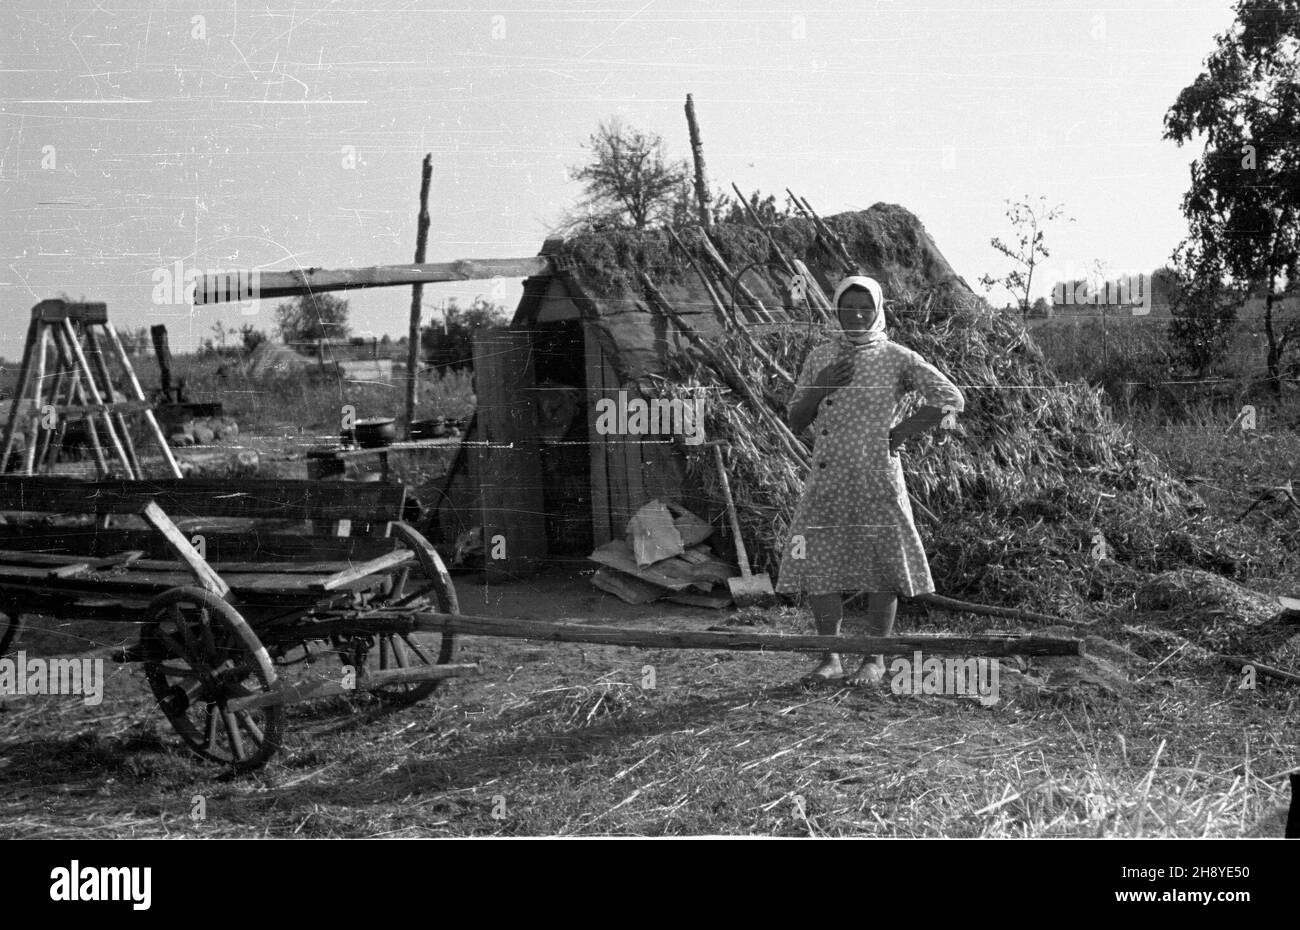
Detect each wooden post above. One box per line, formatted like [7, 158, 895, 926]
[23, 326, 49, 475]
[0, 317, 39, 473]
[406, 153, 433, 440]
[101, 323, 183, 478]
[684, 94, 711, 229]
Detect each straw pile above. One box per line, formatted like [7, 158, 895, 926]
[555, 205, 1266, 617]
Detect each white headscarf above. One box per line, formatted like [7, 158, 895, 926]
[831, 275, 887, 347]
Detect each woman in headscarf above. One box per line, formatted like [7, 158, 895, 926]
[777, 276, 965, 685]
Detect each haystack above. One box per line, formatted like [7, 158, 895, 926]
[543, 203, 1237, 617]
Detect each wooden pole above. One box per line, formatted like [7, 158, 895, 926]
[406, 153, 433, 440]
[23, 326, 49, 476]
[408, 610, 1085, 656]
[684, 94, 711, 229]
[59, 320, 134, 478]
[101, 323, 183, 478]
[0, 317, 39, 473]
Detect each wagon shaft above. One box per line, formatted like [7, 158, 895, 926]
[405, 611, 1085, 657]
[226, 662, 482, 712]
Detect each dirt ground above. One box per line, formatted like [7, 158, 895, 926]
[2, 567, 1296, 837]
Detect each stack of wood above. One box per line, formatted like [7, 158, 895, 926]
[589, 499, 738, 608]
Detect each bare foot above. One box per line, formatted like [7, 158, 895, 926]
[846, 656, 886, 687]
[801, 653, 843, 687]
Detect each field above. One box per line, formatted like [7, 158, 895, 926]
[1, 333, 1298, 838]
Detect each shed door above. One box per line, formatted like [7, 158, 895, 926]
[471, 327, 547, 579]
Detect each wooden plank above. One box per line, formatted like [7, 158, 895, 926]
[470, 327, 548, 580]
[666, 591, 733, 610]
[0, 526, 401, 565]
[47, 550, 143, 578]
[588, 540, 693, 591]
[310, 549, 414, 592]
[139, 501, 229, 597]
[0, 477, 407, 522]
[193, 257, 551, 306]
[51, 399, 151, 422]
[584, 323, 614, 546]
[591, 566, 666, 604]
[0, 562, 386, 597]
[408, 611, 1087, 656]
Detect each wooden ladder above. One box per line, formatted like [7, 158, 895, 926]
[0, 299, 181, 479]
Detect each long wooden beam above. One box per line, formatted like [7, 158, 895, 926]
[226, 663, 483, 712]
[407, 611, 1085, 657]
[193, 257, 552, 305]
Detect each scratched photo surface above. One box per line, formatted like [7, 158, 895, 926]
[0, 1, 1297, 840]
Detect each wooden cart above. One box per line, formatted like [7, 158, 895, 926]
[0, 476, 1085, 774]
[0, 476, 472, 773]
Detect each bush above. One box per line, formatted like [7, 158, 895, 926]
[420, 296, 508, 373]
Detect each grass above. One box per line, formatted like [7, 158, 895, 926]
[1, 596, 1295, 837]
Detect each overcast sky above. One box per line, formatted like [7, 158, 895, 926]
[0, 0, 1237, 356]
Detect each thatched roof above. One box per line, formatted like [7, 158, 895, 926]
[515, 204, 975, 384]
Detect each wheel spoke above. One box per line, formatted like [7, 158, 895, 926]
[202, 704, 218, 750]
[400, 634, 433, 665]
[389, 635, 409, 669]
[157, 630, 189, 661]
[220, 706, 246, 761]
[236, 711, 264, 746]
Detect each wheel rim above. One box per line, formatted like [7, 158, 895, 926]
[142, 587, 283, 772]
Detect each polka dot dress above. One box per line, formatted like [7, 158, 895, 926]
[775, 337, 965, 598]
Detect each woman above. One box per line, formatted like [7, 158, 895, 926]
[777, 275, 965, 685]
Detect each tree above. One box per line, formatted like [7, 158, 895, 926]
[421, 296, 509, 373]
[1167, 241, 1245, 376]
[1164, 0, 1300, 391]
[979, 195, 1071, 321]
[275, 293, 351, 345]
[708, 188, 794, 226]
[565, 118, 688, 231]
[239, 323, 268, 355]
[1029, 297, 1052, 320]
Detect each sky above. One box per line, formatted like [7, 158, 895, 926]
[0, 0, 1239, 357]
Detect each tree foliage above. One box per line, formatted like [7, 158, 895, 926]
[565, 119, 688, 232]
[1164, 0, 1300, 387]
[420, 296, 509, 373]
[275, 293, 352, 345]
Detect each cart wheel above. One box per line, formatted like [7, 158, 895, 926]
[142, 586, 283, 773]
[340, 521, 458, 706]
[331, 628, 452, 706]
[0, 608, 20, 657]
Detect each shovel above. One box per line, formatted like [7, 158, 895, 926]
[710, 442, 776, 606]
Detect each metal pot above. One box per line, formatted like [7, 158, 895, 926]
[351, 417, 396, 448]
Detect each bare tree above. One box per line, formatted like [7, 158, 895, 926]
[979, 195, 1071, 321]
